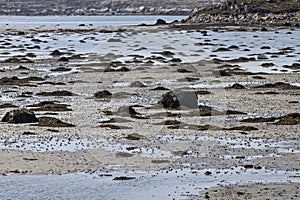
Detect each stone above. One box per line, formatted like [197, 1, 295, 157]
[125, 133, 144, 140]
[255, 82, 300, 90]
[50, 67, 71, 72]
[57, 57, 69, 62]
[37, 90, 75, 96]
[104, 65, 130, 72]
[113, 176, 135, 181]
[130, 81, 146, 87]
[94, 90, 112, 98]
[160, 91, 180, 108]
[34, 117, 75, 127]
[2, 109, 38, 124]
[155, 18, 167, 25]
[107, 38, 122, 42]
[160, 91, 198, 109]
[227, 83, 245, 89]
[274, 113, 300, 125]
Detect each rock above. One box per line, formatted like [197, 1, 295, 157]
[212, 70, 232, 77]
[3, 57, 34, 63]
[224, 126, 258, 131]
[94, 90, 112, 98]
[261, 63, 275, 67]
[22, 131, 37, 136]
[213, 47, 231, 52]
[204, 171, 212, 176]
[116, 152, 134, 158]
[116, 105, 146, 119]
[125, 133, 144, 140]
[173, 150, 188, 157]
[151, 160, 170, 164]
[50, 67, 72, 72]
[50, 50, 62, 56]
[196, 90, 211, 95]
[170, 58, 182, 63]
[160, 91, 180, 108]
[261, 46, 271, 49]
[104, 65, 130, 72]
[17, 31, 25, 35]
[198, 105, 244, 116]
[274, 113, 300, 125]
[34, 117, 75, 127]
[152, 50, 175, 57]
[36, 90, 75, 96]
[283, 63, 300, 70]
[255, 82, 300, 90]
[99, 124, 131, 129]
[151, 86, 170, 91]
[103, 53, 119, 60]
[228, 45, 239, 50]
[261, 27, 268, 31]
[230, 57, 256, 63]
[257, 54, 268, 60]
[107, 38, 122, 42]
[0, 103, 18, 109]
[130, 81, 146, 87]
[29, 102, 72, 112]
[113, 176, 135, 181]
[177, 68, 192, 73]
[184, 77, 199, 82]
[164, 120, 182, 125]
[227, 83, 245, 89]
[226, 110, 246, 115]
[252, 75, 266, 79]
[2, 109, 38, 124]
[57, 57, 69, 62]
[155, 18, 167, 25]
[160, 91, 198, 109]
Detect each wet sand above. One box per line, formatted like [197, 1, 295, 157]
[0, 24, 299, 199]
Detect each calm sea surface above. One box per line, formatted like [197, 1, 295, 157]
[0, 15, 187, 26]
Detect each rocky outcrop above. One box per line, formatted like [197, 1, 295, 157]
[184, 0, 300, 27]
[160, 91, 198, 109]
[2, 109, 38, 124]
[94, 90, 112, 98]
[160, 91, 180, 108]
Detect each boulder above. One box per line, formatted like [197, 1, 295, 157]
[94, 90, 112, 98]
[160, 91, 198, 109]
[57, 57, 69, 62]
[130, 81, 146, 87]
[50, 50, 62, 56]
[2, 109, 38, 123]
[155, 19, 167, 25]
[227, 83, 246, 89]
[160, 91, 180, 108]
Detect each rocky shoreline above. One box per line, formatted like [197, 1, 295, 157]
[0, 8, 299, 199]
[183, 0, 300, 27]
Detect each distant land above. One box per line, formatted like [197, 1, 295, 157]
[0, 0, 219, 16]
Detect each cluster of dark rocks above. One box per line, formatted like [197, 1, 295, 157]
[184, 0, 300, 27]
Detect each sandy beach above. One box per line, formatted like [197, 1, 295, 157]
[0, 20, 299, 199]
